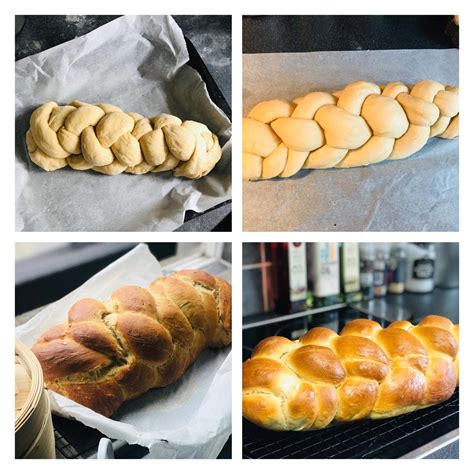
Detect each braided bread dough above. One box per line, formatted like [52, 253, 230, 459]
[26, 101, 222, 178]
[243, 80, 459, 180]
[32, 270, 232, 417]
[243, 315, 458, 431]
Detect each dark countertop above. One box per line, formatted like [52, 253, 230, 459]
[385, 287, 458, 323]
[15, 15, 231, 232]
[243, 15, 458, 53]
[243, 287, 459, 331]
[174, 15, 231, 105]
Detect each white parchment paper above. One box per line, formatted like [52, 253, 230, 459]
[16, 16, 232, 232]
[243, 49, 458, 231]
[15, 244, 232, 459]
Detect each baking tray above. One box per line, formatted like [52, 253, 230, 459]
[181, 35, 231, 228]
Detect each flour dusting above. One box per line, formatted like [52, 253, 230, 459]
[65, 15, 88, 29]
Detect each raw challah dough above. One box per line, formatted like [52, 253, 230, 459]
[243, 80, 459, 180]
[242, 315, 458, 431]
[32, 270, 232, 417]
[26, 101, 223, 178]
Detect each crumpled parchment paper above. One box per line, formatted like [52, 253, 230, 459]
[16, 15, 231, 232]
[15, 244, 232, 459]
[243, 48, 458, 231]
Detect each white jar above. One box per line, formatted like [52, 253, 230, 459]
[405, 243, 436, 293]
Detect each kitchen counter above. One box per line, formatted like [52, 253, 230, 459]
[243, 15, 457, 53]
[243, 287, 459, 330]
[385, 287, 458, 323]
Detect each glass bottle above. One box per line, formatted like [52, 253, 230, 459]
[268, 242, 307, 313]
[309, 242, 341, 307]
[340, 243, 362, 303]
[374, 243, 389, 297]
[359, 242, 375, 301]
[388, 243, 406, 294]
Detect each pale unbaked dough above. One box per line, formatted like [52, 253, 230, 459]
[26, 101, 222, 179]
[242, 80, 459, 180]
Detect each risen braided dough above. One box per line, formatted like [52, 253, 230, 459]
[26, 101, 222, 178]
[243, 80, 459, 180]
[242, 315, 458, 431]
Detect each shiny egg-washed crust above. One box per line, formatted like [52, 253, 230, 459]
[243, 80, 459, 180]
[242, 315, 458, 430]
[32, 270, 232, 417]
[26, 101, 222, 178]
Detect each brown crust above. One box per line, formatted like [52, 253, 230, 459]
[285, 345, 345, 385]
[68, 298, 107, 323]
[69, 320, 123, 357]
[336, 378, 379, 421]
[60, 379, 124, 417]
[112, 286, 158, 317]
[116, 312, 173, 364]
[32, 338, 112, 380]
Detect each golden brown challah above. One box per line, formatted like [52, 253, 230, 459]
[32, 270, 232, 417]
[243, 80, 459, 180]
[242, 315, 458, 431]
[26, 101, 222, 178]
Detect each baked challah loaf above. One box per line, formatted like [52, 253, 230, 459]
[31, 270, 232, 417]
[26, 101, 222, 178]
[243, 80, 459, 180]
[242, 315, 458, 431]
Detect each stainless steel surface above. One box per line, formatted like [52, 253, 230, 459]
[15, 243, 134, 285]
[350, 299, 411, 321]
[401, 428, 459, 459]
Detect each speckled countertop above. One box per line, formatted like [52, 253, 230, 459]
[15, 15, 231, 232]
[243, 15, 457, 53]
[174, 15, 231, 105]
